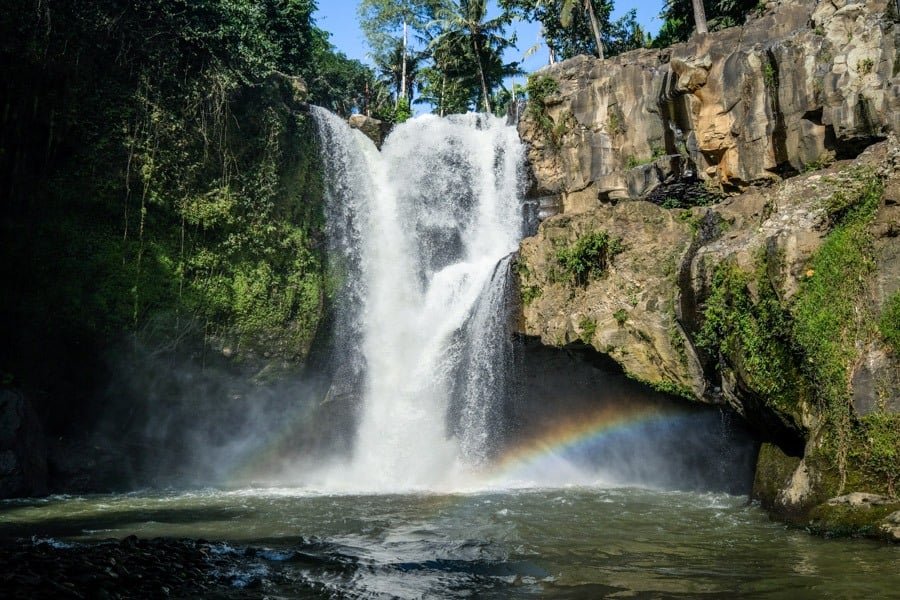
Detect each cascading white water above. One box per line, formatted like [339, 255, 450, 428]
[312, 108, 525, 491]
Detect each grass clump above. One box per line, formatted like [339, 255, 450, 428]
[550, 231, 624, 286]
[879, 292, 900, 353]
[579, 316, 597, 344]
[514, 258, 542, 306]
[858, 412, 900, 497]
[521, 285, 542, 305]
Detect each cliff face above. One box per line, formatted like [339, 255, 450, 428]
[516, 0, 900, 538]
[522, 0, 899, 206]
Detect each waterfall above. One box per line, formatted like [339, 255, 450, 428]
[450, 254, 518, 467]
[311, 108, 525, 491]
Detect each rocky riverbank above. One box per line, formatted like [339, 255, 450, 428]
[0, 535, 331, 599]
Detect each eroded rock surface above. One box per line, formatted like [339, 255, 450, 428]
[515, 0, 900, 535]
[519, 0, 899, 208]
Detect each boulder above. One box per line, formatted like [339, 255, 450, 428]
[880, 510, 900, 541]
[348, 114, 391, 148]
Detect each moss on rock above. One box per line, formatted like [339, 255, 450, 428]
[752, 443, 801, 510]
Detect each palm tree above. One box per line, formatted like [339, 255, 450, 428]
[430, 0, 514, 114]
[373, 40, 422, 107]
[359, 0, 441, 109]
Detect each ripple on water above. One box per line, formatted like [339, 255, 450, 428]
[3, 487, 900, 599]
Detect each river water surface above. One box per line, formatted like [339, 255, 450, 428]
[3, 487, 898, 599]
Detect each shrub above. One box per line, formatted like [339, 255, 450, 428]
[526, 74, 560, 141]
[551, 231, 624, 286]
[579, 316, 597, 343]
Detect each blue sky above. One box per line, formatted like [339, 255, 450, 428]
[314, 1, 665, 76]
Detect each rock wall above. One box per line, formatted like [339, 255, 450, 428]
[516, 0, 900, 538]
[521, 0, 899, 207]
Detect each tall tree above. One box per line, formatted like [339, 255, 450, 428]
[429, 0, 516, 114]
[358, 0, 440, 107]
[502, 1, 645, 61]
[373, 39, 423, 106]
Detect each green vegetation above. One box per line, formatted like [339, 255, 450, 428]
[0, 0, 375, 393]
[613, 309, 629, 326]
[357, 0, 437, 113]
[500, 1, 648, 61]
[550, 231, 624, 286]
[791, 168, 885, 491]
[793, 170, 881, 410]
[514, 257, 542, 306]
[879, 292, 900, 353]
[697, 165, 898, 498]
[579, 316, 598, 343]
[857, 57, 875, 75]
[752, 444, 802, 509]
[625, 147, 666, 169]
[521, 285, 543, 305]
[654, 0, 762, 47]
[669, 318, 689, 367]
[802, 156, 833, 173]
[628, 374, 694, 400]
[359, 0, 519, 116]
[526, 74, 562, 141]
[697, 257, 807, 415]
[764, 61, 778, 90]
[807, 499, 900, 538]
[359, 0, 779, 115]
[858, 412, 900, 497]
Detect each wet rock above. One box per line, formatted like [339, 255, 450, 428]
[827, 492, 896, 507]
[348, 114, 391, 149]
[880, 510, 900, 542]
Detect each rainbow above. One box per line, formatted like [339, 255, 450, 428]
[220, 399, 703, 492]
[487, 404, 694, 486]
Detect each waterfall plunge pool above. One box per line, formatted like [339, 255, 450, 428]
[3, 486, 899, 598]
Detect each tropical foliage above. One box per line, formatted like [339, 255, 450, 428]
[499, 0, 647, 62]
[429, 0, 519, 113]
[360, 0, 520, 116]
[654, 0, 761, 47]
[0, 0, 381, 400]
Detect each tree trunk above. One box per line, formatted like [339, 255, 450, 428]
[473, 37, 492, 114]
[583, 0, 604, 60]
[692, 0, 708, 35]
[399, 18, 408, 108]
[440, 73, 446, 118]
